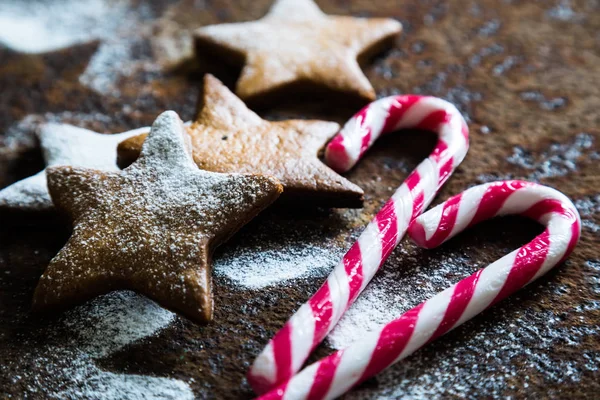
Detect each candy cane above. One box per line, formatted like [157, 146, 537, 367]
[257, 180, 581, 400]
[248, 95, 470, 393]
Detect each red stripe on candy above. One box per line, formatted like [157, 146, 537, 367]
[405, 170, 421, 192]
[325, 134, 349, 172]
[407, 219, 427, 248]
[382, 95, 421, 132]
[562, 221, 580, 263]
[412, 191, 425, 219]
[359, 129, 372, 159]
[522, 199, 572, 221]
[307, 350, 344, 400]
[257, 384, 287, 400]
[376, 199, 400, 262]
[461, 120, 469, 143]
[416, 109, 450, 132]
[491, 230, 550, 305]
[430, 140, 448, 163]
[470, 181, 528, 227]
[405, 171, 424, 219]
[358, 304, 424, 384]
[521, 199, 581, 264]
[309, 283, 334, 348]
[273, 322, 294, 385]
[430, 269, 482, 342]
[344, 243, 364, 304]
[437, 156, 455, 189]
[424, 193, 462, 247]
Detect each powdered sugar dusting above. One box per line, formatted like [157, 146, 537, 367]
[214, 240, 342, 289]
[0, 0, 135, 53]
[506, 133, 595, 179]
[72, 1, 156, 96]
[478, 133, 598, 183]
[3, 291, 194, 399]
[0, 0, 158, 96]
[63, 291, 176, 359]
[573, 194, 600, 233]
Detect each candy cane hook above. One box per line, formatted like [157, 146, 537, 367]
[248, 95, 470, 393]
[258, 180, 581, 400]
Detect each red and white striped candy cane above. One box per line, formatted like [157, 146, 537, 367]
[257, 180, 581, 400]
[248, 95, 470, 393]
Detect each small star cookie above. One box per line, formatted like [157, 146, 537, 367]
[194, 0, 402, 104]
[32, 111, 283, 323]
[0, 123, 149, 212]
[118, 75, 364, 208]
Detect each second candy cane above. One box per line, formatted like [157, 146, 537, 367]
[248, 95, 470, 393]
[258, 181, 581, 400]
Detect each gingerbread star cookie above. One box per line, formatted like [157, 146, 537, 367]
[0, 123, 150, 213]
[118, 75, 364, 208]
[194, 0, 402, 103]
[32, 111, 283, 323]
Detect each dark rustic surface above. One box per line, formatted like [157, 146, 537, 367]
[1, 0, 599, 399]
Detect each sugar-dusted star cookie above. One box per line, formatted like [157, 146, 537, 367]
[0, 123, 150, 213]
[32, 111, 283, 323]
[194, 0, 402, 104]
[118, 75, 364, 208]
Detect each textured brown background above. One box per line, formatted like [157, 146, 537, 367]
[1, 0, 599, 399]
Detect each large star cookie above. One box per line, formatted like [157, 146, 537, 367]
[0, 123, 149, 212]
[32, 111, 283, 323]
[194, 0, 402, 104]
[118, 75, 364, 208]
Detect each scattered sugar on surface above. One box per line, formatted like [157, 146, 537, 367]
[547, 0, 583, 22]
[76, 1, 156, 96]
[63, 291, 175, 358]
[520, 91, 567, 110]
[574, 194, 600, 233]
[0, 0, 134, 53]
[476, 19, 501, 37]
[478, 133, 597, 183]
[326, 249, 599, 399]
[506, 133, 595, 180]
[0, 0, 158, 96]
[492, 55, 521, 76]
[214, 239, 343, 289]
[3, 292, 194, 399]
[0, 115, 42, 151]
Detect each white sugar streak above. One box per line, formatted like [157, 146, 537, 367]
[214, 243, 341, 289]
[4, 292, 194, 400]
[0, 0, 132, 53]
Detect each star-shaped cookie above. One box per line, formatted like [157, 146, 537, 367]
[32, 111, 283, 323]
[194, 0, 402, 103]
[0, 123, 150, 213]
[118, 75, 364, 208]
